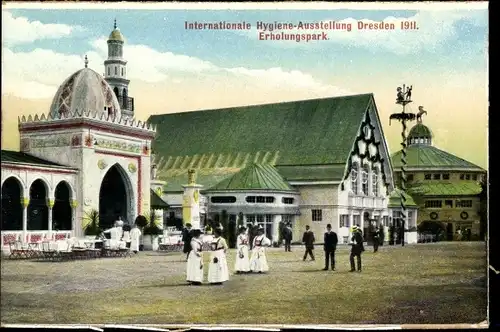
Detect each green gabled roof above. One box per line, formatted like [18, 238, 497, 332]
[1, 150, 71, 168]
[391, 145, 484, 170]
[150, 189, 169, 209]
[208, 163, 295, 192]
[388, 188, 418, 207]
[149, 94, 374, 186]
[275, 164, 346, 182]
[408, 123, 433, 139]
[407, 182, 482, 197]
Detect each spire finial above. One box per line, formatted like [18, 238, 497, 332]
[114, 18, 117, 29]
[84, 55, 88, 68]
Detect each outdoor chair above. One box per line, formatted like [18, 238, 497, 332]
[40, 241, 58, 261]
[58, 241, 75, 261]
[9, 241, 31, 259]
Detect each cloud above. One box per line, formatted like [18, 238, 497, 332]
[2, 11, 83, 46]
[2, 25, 351, 99]
[237, 10, 487, 54]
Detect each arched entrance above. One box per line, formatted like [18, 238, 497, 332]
[99, 164, 133, 230]
[28, 179, 49, 230]
[1, 177, 23, 231]
[52, 181, 72, 231]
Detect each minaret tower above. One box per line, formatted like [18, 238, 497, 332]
[104, 19, 134, 118]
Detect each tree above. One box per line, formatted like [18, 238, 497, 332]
[479, 175, 487, 241]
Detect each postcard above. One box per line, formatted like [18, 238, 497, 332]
[1, 1, 488, 329]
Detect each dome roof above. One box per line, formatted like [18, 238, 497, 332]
[408, 123, 433, 139]
[49, 68, 122, 118]
[109, 28, 124, 42]
[391, 145, 484, 170]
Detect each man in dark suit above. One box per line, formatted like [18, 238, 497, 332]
[323, 223, 338, 271]
[350, 225, 365, 272]
[283, 223, 293, 252]
[372, 225, 380, 253]
[302, 225, 315, 261]
[182, 223, 193, 261]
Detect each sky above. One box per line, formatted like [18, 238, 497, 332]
[1, 2, 489, 169]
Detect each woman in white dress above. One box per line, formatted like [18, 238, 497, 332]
[186, 229, 204, 285]
[130, 223, 142, 253]
[234, 226, 250, 274]
[207, 228, 229, 285]
[249, 227, 272, 273]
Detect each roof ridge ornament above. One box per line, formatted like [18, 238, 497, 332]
[114, 18, 117, 29]
[84, 55, 88, 68]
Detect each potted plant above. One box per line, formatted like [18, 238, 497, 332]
[142, 211, 163, 251]
[83, 209, 101, 239]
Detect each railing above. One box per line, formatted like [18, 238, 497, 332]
[116, 96, 134, 112]
[348, 195, 386, 209]
[1, 230, 73, 249]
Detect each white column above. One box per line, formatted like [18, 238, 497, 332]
[48, 198, 54, 238]
[71, 200, 77, 237]
[243, 214, 247, 224]
[272, 215, 281, 242]
[21, 197, 29, 243]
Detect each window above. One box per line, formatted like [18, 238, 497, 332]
[433, 174, 441, 180]
[340, 215, 349, 228]
[424, 138, 428, 144]
[265, 196, 275, 203]
[352, 215, 361, 227]
[407, 211, 414, 227]
[419, 138, 424, 144]
[407, 174, 414, 181]
[246, 196, 275, 203]
[361, 164, 369, 195]
[445, 200, 453, 208]
[265, 214, 273, 223]
[210, 196, 237, 204]
[465, 174, 471, 180]
[425, 200, 442, 208]
[472, 174, 478, 181]
[382, 216, 389, 227]
[351, 163, 359, 194]
[424, 174, 432, 180]
[443, 174, 450, 180]
[282, 215, 293, 224]
[121, 68, 124, 76]
[460, 174, 465, 180]
[114, 66, 118, 75]
[372, 168, 379, 196]
[282, 197, 294, 204]
[247, 215, 256, 223]
[312, 209, 323, 222]
[107, 67, 110, 76]
[456, 200, 473, 208]
[257, 215, 264, 223]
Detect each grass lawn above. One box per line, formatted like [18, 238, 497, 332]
[0, 242, 487, 325]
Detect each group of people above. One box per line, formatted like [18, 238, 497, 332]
[300, 223, 365, 272]
[185, 225, 272, 286]
[100, 217, 142, 253]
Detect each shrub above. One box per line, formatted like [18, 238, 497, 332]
[83, 209, 101, 236]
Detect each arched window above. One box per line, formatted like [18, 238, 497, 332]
[121, 68, 124, 76]
[419, 138, 424, 144]
[114, 66, 118, 75]
[372, 167, 379, 196]
[351, 162, 359, 194]
[361, 164, 369, 195]
[113, 87, 119, 99]
[107, 67, 110, 76]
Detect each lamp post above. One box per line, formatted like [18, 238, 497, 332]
[389, 84, 417, 247]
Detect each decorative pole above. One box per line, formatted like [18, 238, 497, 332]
[389, 84, 416, 247]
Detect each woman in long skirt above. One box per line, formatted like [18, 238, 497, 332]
[234, 226, 250, 273]
[186, 229, 204, 285]
[249, 227, 272, 273]
[207, 228, 229, 285]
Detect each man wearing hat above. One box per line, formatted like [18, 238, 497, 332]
[349, 225, 365, 272]
[302, 225, 315, 261]
[283, 223, 293, 252]
[323, 223, 338, 271]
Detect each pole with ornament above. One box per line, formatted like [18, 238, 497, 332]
[389, 84, 417, 247]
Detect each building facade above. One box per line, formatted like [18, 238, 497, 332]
[1, 22, 167, 251]
[391, 122, 486, 240]
[150, 93, 402, 243]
